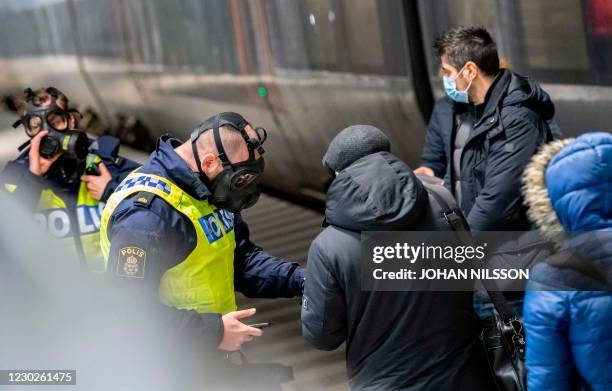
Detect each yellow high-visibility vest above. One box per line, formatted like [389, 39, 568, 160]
[5, 161, 106, 272]
[100, 172, 237, 315]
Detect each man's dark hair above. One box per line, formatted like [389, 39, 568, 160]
[433, 26, 500, 76]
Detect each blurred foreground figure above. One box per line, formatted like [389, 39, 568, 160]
[301, 125, 496, 390]
[0, 192, 188, 390]
[1, 87, 138, 271]
[522, 132, 612, 391]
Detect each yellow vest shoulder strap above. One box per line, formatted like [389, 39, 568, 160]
[104, 172, 184, 215]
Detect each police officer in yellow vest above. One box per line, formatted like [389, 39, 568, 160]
[101, 112, 304, 360]
[1, 87, 139, 271]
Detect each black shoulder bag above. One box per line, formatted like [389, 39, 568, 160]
[425, 185, 527, 391]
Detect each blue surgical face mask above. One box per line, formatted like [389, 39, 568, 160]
[443, 64, 472, 103]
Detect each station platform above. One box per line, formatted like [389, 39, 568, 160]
[0, 111, 348, 391]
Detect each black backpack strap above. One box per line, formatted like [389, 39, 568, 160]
[425, 184, 515, 322]
[425, 186, 469, 232]
[424, 185, 475, 251]
[546, 250, 611, 288]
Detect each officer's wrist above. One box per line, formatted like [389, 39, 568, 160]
[294, 267, 306, 297]
[210, 313, 225, 348]
[100, 179, 117, 202]
[22, 167, 48, 187]
[27, 163, 45, 177]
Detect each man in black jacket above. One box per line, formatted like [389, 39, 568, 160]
[301, 125, 495, 390]
[415, 27, 556, 231]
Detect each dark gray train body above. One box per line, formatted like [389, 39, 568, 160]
[0, 0, 610, 202]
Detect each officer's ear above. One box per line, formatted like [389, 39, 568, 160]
[200, 152, 223, 179]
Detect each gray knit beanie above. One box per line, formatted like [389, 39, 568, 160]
[322, 125, 391, 171]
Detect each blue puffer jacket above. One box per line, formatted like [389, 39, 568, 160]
[523, 132, 612, 391]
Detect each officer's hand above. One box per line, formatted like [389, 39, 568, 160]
[218, 308, 263, 351]
[29, 131, 60, 176]
[81, 162, 112, 201]
[414, 166, 435, 177]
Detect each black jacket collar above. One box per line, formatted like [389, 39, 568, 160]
[146, 136, 211, 200]
[473, 69, 508, 127]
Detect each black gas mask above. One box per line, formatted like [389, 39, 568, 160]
[190, 112, 267, 213]
[13, 87, 88, 160]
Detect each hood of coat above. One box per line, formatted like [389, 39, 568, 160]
[478, 70, 555, 128]
[325, 151, 429, 231]
[502, 72, 555, 120]
[522, 132, 612, 247]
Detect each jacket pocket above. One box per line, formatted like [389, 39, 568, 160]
[471, 149, 487, 189]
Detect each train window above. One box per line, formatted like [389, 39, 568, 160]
[119, 1, 152, 66]
[507, 0, 612, 85]
[233, 2, 260, 74]
[128, 0, 239, 73]
[302, 0, 342, 71]
[420, 0, 612, 85]
[0, 3, 76, 58]
[265, 1, 309, 70]
[512, 0, 591, 83]
[584, 0, 612, 84]
[74, 1, 124, 58]
[147, 1, 197, 68]
[339, 0, 385, 72]
[265, 0, 409, 75]
[418, 0, 501, 77]
[132, 1, 165, 66]
[0, 8, 43, 57]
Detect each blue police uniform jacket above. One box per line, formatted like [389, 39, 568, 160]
[1, 135, 139, 264]
[524, 132, 612, 391]
[2, 135, 139, 207]
[104, 136, 304, 348]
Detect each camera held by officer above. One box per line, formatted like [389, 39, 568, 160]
[1, 86, 139, 271]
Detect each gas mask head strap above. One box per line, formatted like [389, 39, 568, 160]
[190, 113, 267, 179]
[12, 87, 81, 129]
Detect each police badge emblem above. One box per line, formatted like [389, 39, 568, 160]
[116, 246, 146, 278]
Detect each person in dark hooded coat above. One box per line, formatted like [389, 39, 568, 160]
[301, 125, 496, 390]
